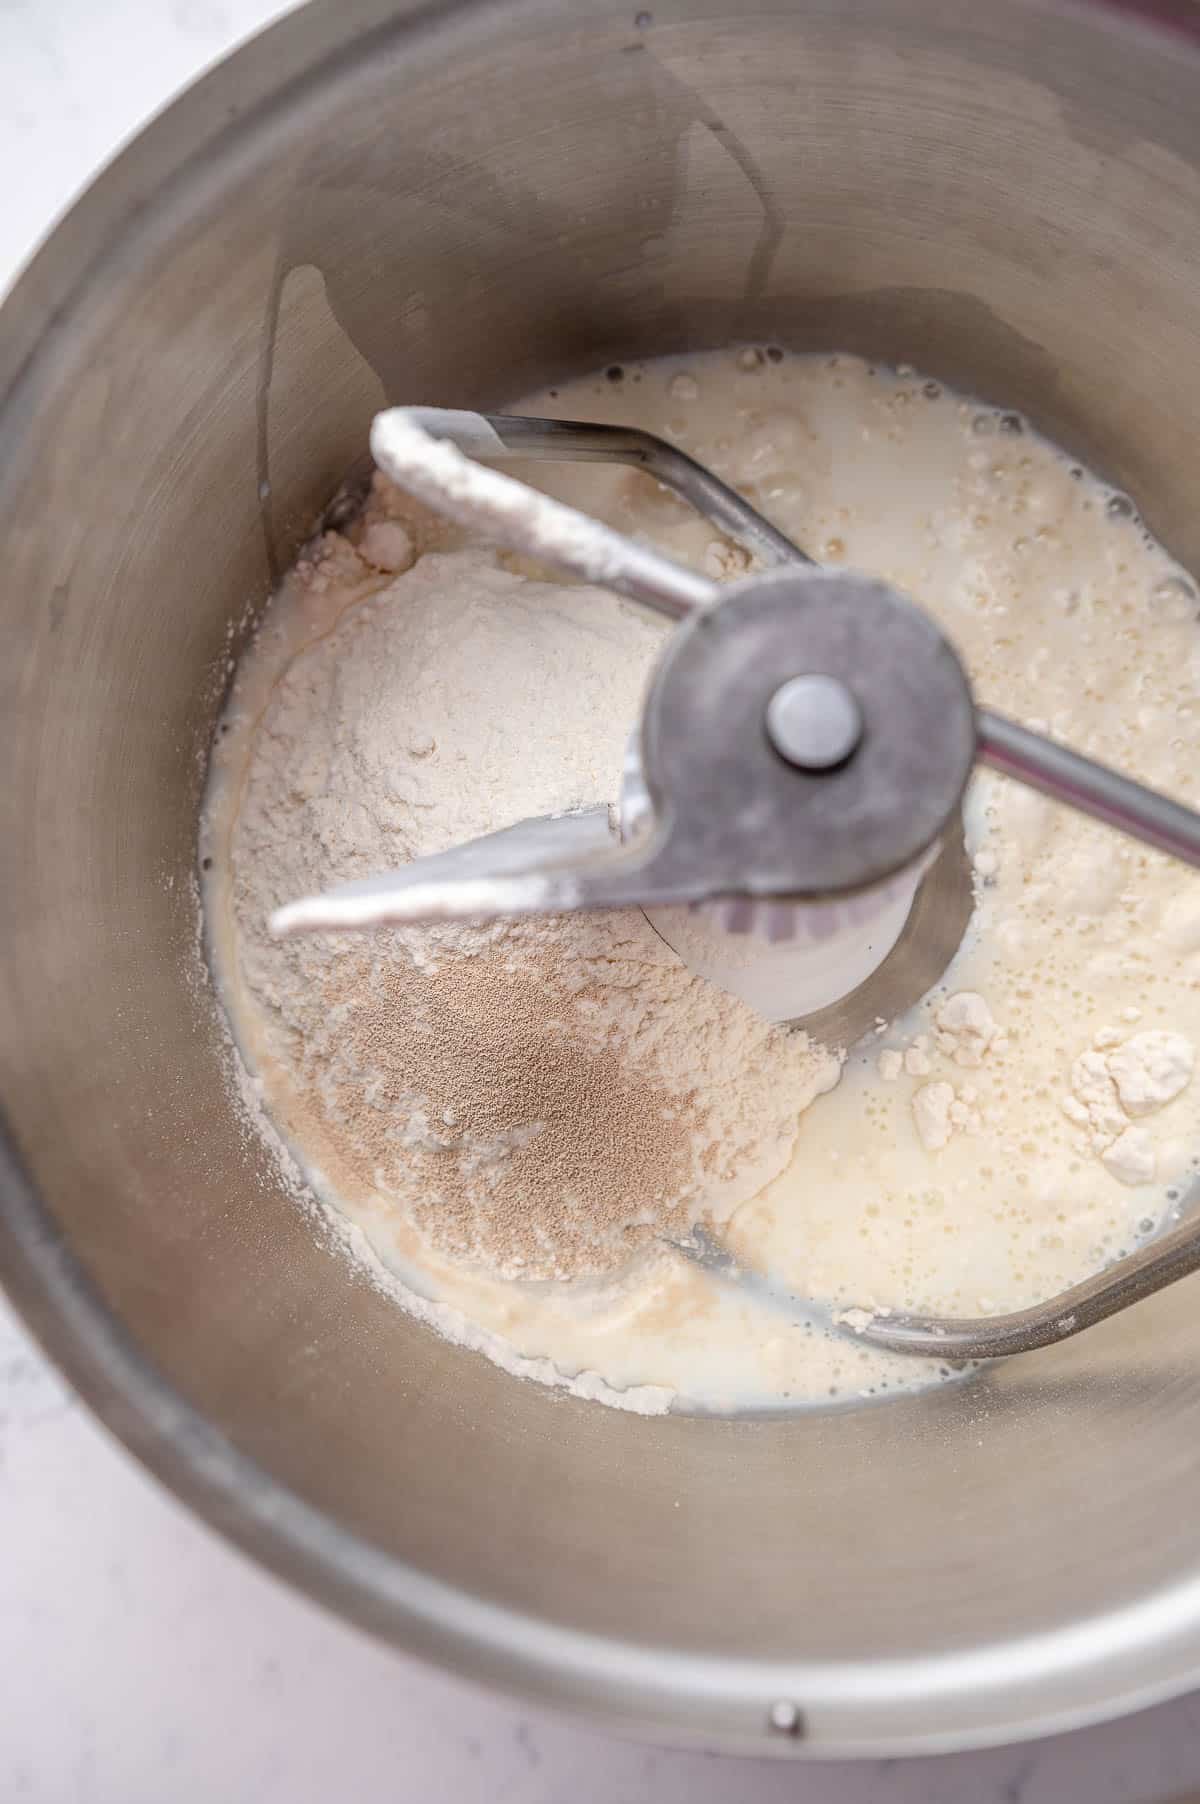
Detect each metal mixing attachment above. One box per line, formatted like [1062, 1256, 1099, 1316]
[274, 405, 1200, 1361]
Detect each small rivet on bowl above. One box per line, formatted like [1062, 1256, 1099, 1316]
[767, 1699, 804, 1737]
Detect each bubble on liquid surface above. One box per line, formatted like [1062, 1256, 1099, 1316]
[1152, 573, 1197, 622]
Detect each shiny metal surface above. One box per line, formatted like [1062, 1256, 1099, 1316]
[853, 1203, 1200, 1359]
[978, 707, 1200, 866]
[798, 824, 975, 1050]
[6, 0, 1200, 1759]
[766, 674, 864, 769]
[404, 405, 811, 565]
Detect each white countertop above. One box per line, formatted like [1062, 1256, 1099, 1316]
[3, 4, 1200, 1798]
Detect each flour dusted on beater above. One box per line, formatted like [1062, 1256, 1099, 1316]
[204, 347, 1200, 1413]
[370, 410, 661, 595]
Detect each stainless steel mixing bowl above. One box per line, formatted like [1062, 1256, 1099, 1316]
[5, 0, 1200, 1757]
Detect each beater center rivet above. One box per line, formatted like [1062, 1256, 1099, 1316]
[766, 673, 863, 771]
